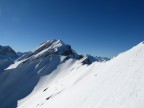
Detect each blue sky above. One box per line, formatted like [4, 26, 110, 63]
[0, 0, 144, 57]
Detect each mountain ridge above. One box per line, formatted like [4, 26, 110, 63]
[0, 40, 143, 108]
[17, 40, 144, 108]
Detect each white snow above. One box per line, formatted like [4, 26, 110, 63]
[5, 59, 27, 70]
[32, 40, 65, 58]
[17, 42, 144, 108]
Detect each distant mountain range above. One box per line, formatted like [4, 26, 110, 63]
[0, 40, 109, 72]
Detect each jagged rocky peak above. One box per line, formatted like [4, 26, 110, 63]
[81, 54, 96, 64]
[81, 54, 110, 65]
[0, 45, 16, 54]
[31, 39, 79, 57]
[95, 56, 110, 62]
[34, 39, 65, 53]
[0, 45, 18, 59]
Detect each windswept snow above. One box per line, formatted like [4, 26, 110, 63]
[0, 39, 82, 108]
[0, 40, 144, 108]
[17, 42, 144, 108]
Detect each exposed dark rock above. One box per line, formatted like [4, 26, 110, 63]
[46, 96, 52, 100]
[43, 88, 48, 92]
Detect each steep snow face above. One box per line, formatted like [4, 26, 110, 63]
[17, 42, 144, 108]
[0, 45, 18, 71]
[0, 39, 82, 108]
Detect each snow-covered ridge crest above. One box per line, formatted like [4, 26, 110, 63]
[6, 39, 80, 70]
[17, 41, 144, 108]
[26, 39, 79, 59]
[32, 39, 65, 53]
[114, 41, 144, 58]
[1, 40, 144, 108]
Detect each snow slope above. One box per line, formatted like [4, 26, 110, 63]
[0, 40, 144, 108]
[0, 39, 82, 108]
[16, 41, 144, 108]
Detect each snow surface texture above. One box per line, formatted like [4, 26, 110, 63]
[0, 39, 144, 108]
[0, 39, 82, 108]
[17, 41, 144, 108]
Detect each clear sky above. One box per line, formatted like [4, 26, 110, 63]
[0, 0, 144, 57]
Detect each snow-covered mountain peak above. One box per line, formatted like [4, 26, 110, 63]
[0, 45, 18, 59]
[1, 41, 144, 108]
[34, 39, 65, 52]
[0, 45, 18, 71]
[30, 39, 78, 59]
[0, 45, 15, 53]
[15, 41, 144, 108]
[7, 39, 80, 70]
